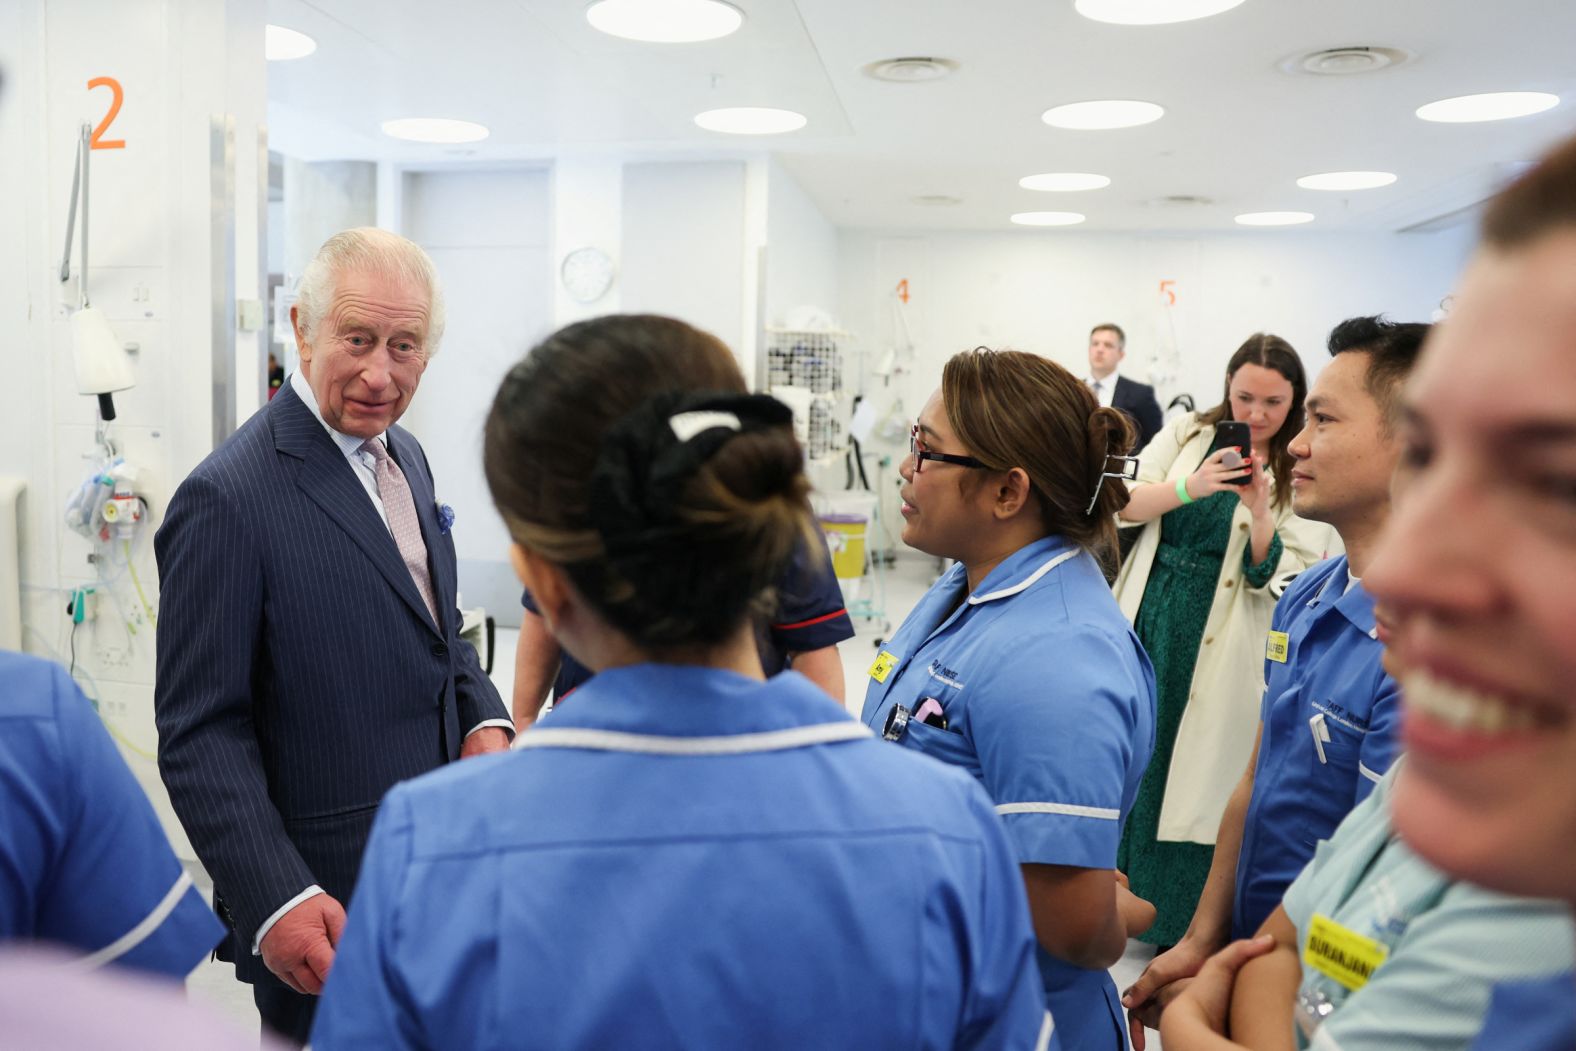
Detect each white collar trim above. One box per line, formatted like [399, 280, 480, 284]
[968, 548, 1079, 605]
[512, 721, 871, 756]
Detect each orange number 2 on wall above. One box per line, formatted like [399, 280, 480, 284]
[88, 77, 126, 150]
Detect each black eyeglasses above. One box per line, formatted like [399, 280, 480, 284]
[909, 425, 988, 473]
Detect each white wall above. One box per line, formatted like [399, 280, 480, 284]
[0, 0, 267, 856]
[621, 161, 747, 359]
[837, 225, 1477, 531]
[763, 157, 840, 328]
[400, 168, 554, 625]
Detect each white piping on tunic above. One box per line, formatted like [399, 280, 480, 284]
[967, 550, 1079, 605]
[65, 871, 194, 971]
[1035, 1011, 1054, 1051]
[1358, 761, 1383, 785]
[513, 722, 872, 756]
[995, 801, 1120, 821]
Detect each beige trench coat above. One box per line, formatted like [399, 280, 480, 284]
[1112, 413, 1339, 844]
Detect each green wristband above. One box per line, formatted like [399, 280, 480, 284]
[1176, 475, 1195, 506]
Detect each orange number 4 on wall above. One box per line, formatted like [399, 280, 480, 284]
[88, 77, 126, 150]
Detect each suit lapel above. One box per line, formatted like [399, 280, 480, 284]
[388, 428, 453, 635]
[271, 385, 441, 637]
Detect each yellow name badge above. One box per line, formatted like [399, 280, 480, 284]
[868, 651, 898, 684]
[1303, 913, 1389, 991]
[1266, 630, 1290, 664]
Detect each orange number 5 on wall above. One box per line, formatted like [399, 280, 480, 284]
[88, 77, 126, 150]
[1159, 279, 1176, 306]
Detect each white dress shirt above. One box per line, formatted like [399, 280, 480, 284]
[1086, 369, 1120, 409]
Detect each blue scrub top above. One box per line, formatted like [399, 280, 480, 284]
[524, 539, 854, 700]
[0, 651, 223, 977]
[315, 665, 1049, 1050]
[1233, 555, 1401, 939]
[1469, 972, 1576, 1051]
[860, 536, 1157, 1051]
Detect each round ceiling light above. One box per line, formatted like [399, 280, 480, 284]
[265, 25, 317, 61]
[1010, 211, 1087, 227]
[1235, 211, 1314, 226]
[1019, 172, 1111, 192]
[1416, 91, 1559, 123]
[1042, 100, 1164, 130]
[694, 107, 807, 135]
[381, 118, 490, 144]
[1296, 171, 1397, 191]
[1074, 0, 1246, 25]
[585, 0, 743, 43]
[863, 57, 960, 83]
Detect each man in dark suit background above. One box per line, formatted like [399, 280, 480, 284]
[154, 228, 511, 1044]
[1085, 323, 1164, 452]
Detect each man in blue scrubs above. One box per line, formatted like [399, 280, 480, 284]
[1122, 316, 1430, 1044]
[0, 650, 223, 977]
[513, 540, 854, 725]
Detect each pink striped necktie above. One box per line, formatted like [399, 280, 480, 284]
[360, 438, 439, 626]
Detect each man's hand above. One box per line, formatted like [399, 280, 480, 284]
[259, 894, 346, 995]
[1123, 936, 1218, 1050]
[460, 726, 510, 758]
[1161, 936, 1277, 1045]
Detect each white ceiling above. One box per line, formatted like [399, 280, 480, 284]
[266, 0, 1576, 232]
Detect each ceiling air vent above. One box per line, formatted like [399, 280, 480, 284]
[911, 194, 963, 206]
[863, 57, 959, 83]
[1150, 194, 1214, 207]
[1282, 46, 1412, 76]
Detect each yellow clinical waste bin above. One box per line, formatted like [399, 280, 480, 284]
[818, 513, 868, 581]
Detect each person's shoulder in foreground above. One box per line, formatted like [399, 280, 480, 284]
[0, 650, 222, 977]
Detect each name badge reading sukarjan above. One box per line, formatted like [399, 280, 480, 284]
[1303, 913, 1388, 991]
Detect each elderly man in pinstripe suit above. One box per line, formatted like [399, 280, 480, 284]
[154, 228, 512, 1044]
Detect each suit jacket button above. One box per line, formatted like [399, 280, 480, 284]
[432, 642, 448, 657]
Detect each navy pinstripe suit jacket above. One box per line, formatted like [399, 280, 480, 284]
[153, 383, 507, 982]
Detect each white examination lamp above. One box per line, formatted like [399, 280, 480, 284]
[59, 121, 134, 421]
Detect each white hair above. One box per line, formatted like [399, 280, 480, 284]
[294, 227, 447, 356]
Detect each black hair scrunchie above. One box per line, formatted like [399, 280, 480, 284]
[566, 391, 795, 642]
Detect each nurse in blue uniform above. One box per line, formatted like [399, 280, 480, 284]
[1364, 134, 1576, 1051]
[0, 649, 223, 976]
[862, 348, 1158, 1051]
[313, 315, 1049, 1050]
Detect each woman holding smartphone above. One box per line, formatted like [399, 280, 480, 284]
[1111, 335, 1330, 948]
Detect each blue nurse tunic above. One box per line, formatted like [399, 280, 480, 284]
[314, 665, 1049, 1050]
[1233, 555, 1402, 939]
[0, 650, 223, 976]
[861, 536, 1157, 1051]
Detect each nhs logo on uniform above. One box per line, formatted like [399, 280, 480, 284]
[927, 661, 965, 690]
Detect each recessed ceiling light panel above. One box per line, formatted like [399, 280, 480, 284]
[265, 25, 317, 61]
[1296, 171, 1397, 191]
[1010, 211, 1087, 226]
[1416, 92, 1559, 123]
[1042, 100, 1164, 130]
[1019, 172, 1111, 192]
[1074, 0, 1246, 25]
[694, 107, 807, 134]
[1235, 211, 1314, 226]
[381, 118, 491, 144]
[585, 0, 743, 43]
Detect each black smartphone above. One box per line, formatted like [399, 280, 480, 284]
[1201, 421, 1253, 485]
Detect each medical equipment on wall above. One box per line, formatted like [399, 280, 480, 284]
[65, 458, 147, 544]
[59, 121, 135, 422]
[766, 328, 847, 462]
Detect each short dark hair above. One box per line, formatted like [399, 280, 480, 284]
[1482, 133, 1576, 249]
[1090, 323, 1125, 347]
[1325, 316, 1431, 431]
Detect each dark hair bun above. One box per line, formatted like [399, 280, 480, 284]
[1085, 406, 1136, 519]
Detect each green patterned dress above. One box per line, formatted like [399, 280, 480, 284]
[1117, 490, 1283, 946]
